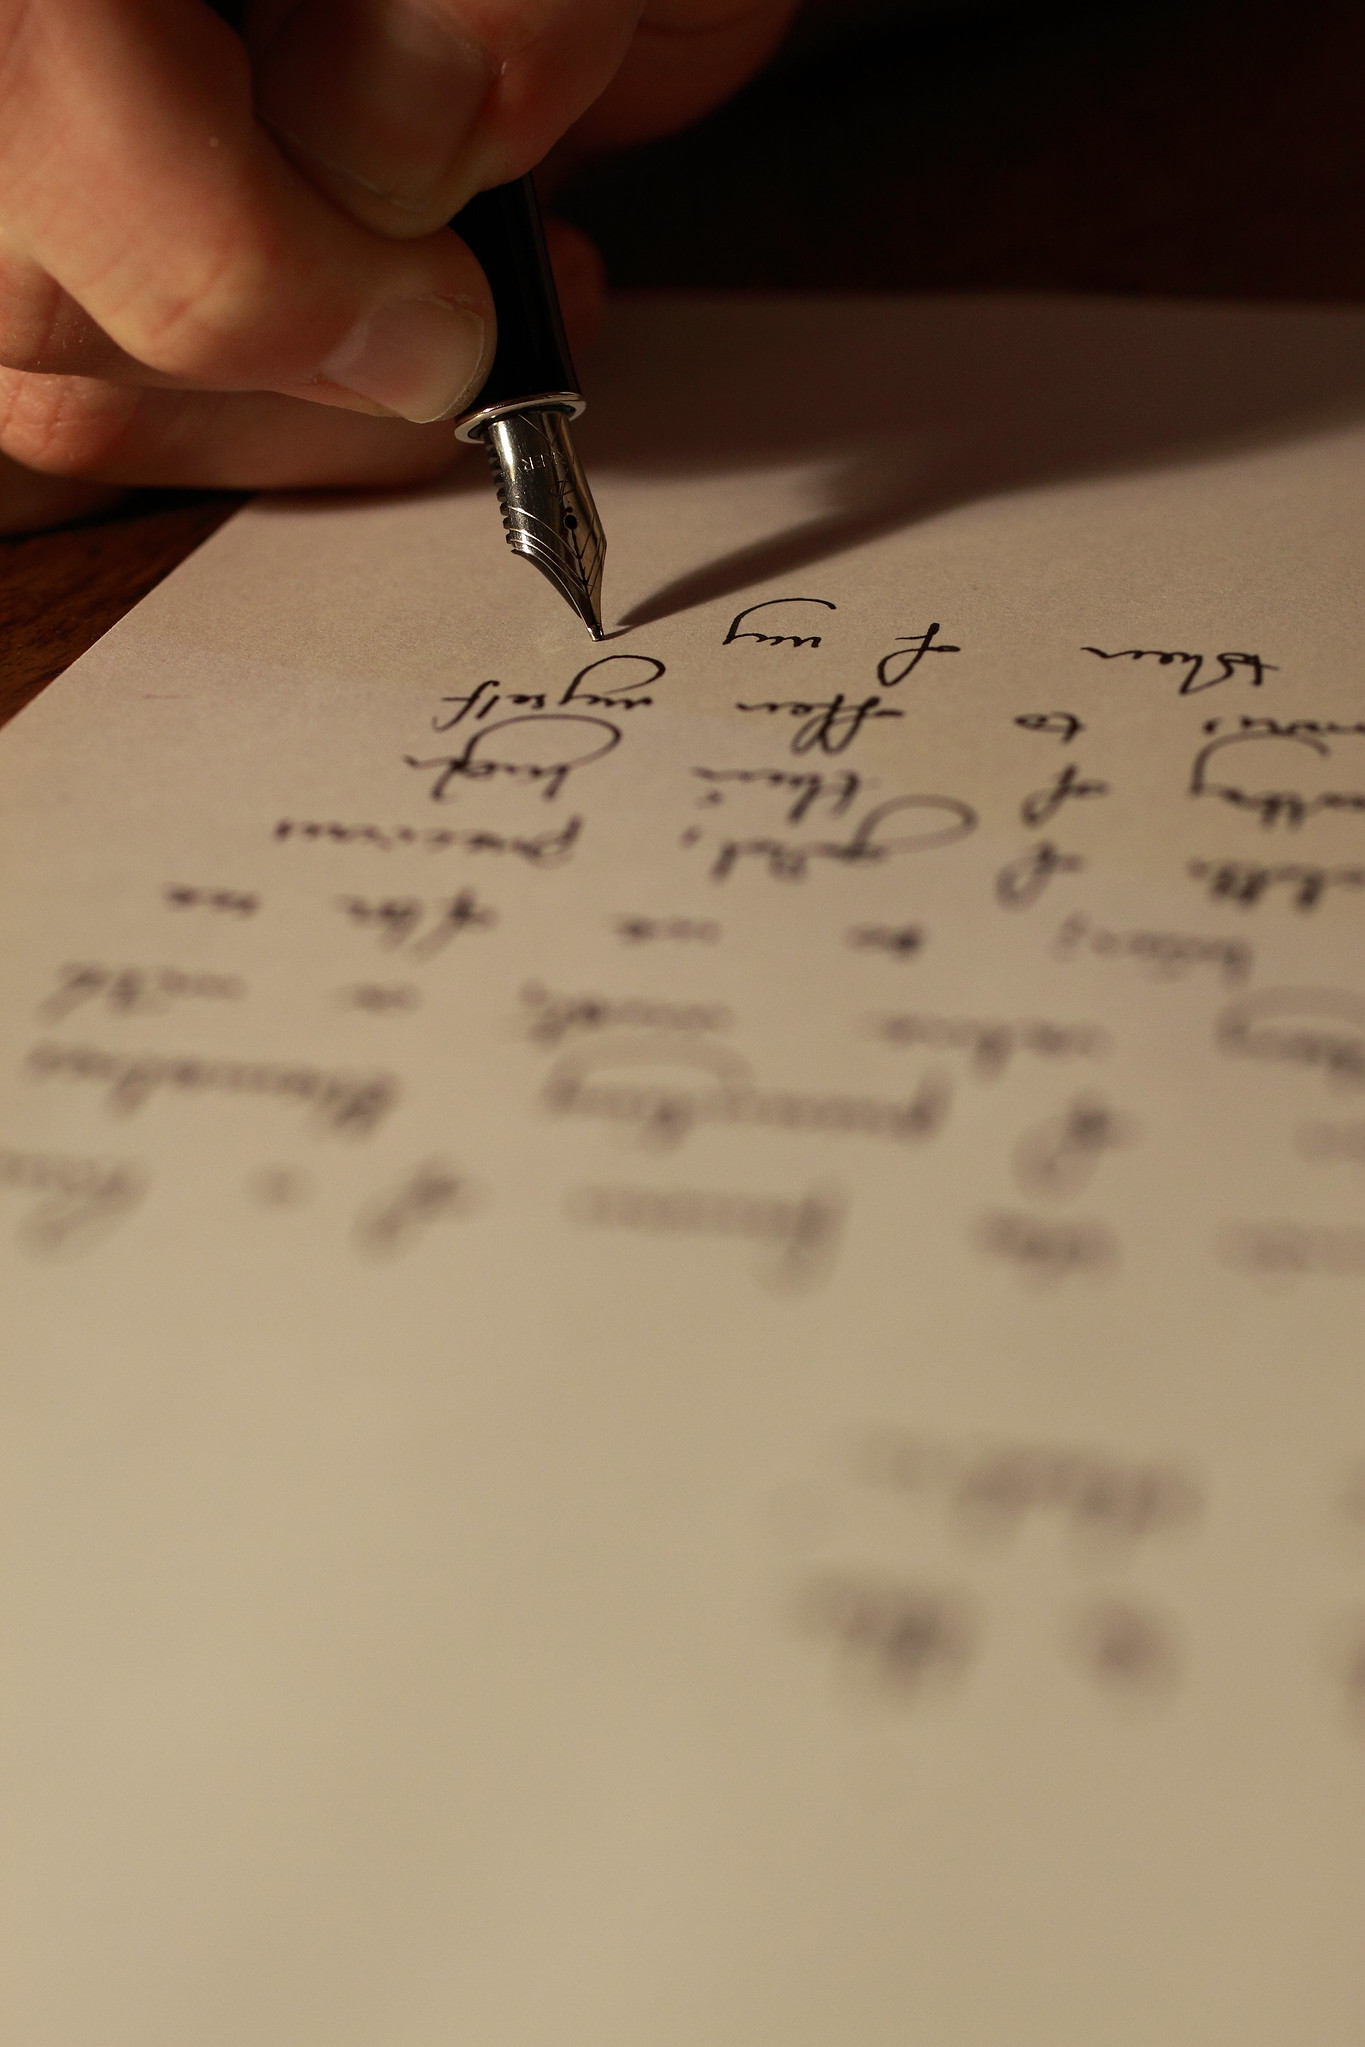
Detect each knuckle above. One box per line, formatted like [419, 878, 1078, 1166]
[0, 258, 110, 376]
[96, 208, 344, 387]
[105, 245, 292, 384]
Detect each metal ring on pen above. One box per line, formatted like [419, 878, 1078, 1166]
[454, 391, 587, 444]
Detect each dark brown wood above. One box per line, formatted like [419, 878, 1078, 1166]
[2, 0, 1360, 730]
[0, 495, 242, 728]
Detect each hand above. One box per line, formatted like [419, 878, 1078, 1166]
[0, 0, 798, 532]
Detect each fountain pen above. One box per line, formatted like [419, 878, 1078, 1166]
[451, 177, 606, 639]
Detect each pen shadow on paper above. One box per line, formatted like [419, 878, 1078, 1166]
[563, 295, 1365, 631]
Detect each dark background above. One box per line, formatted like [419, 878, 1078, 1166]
[3, 0, 1360, 726]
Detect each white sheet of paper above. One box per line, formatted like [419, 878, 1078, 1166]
[4, 295, 1365, 2046]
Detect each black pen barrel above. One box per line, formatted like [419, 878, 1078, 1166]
[450, 176, 580, 409]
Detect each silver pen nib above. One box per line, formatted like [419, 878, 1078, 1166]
[481, 407, 606, 639]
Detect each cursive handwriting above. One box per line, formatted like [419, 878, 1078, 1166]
[1067, 1599, 1183, 1700]
[25, 1041, 398, 1135]
[1189, 730, 1365, 829]
[995, 839, 1085, 909]
[1215, 987, 1365, 1089]
[38, 962, 244, 1024]
[974, 1209, 1119, 1281]
[1188, 857, 1365, 912]
[735, 693, 901, 756]
[1201, 715, 1365, 740]
[1083, 645, 1277, 693]
[875, 623, 961, 688]
[0, 1146, 148, 1256]
[1217, 1221, 1365, 1278]
[613, 914, 721, 945]
[869, 1011, 1108, 1080]
[335, 983, 421, 1012]
[1054, 911, 1252, 985]
[407, 714, 621, 802]
[1020, 760, 1110, 828]
[164, 884, 257, 916]
[796, 1573, 976, 1695]
[543, 1040, 950, 1151]
[565, 1178, 846, 1291]
[855, 1426, 1202, 1546]
[337, 890, 495, 956]
[274, 815, 582, 864]
[691, 765, 863, 825]
[433, 654, 666, 730]
[723, 597, 836, 648]
[519, 981, 733, 1047]
[698, 792, 977, 882]
[353, 1159, 474, 1258]
[1013, 1094, 1137, 1200]
[846, 923, 924, 958]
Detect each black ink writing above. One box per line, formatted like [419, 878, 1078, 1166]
[735, 694, 901, 756]
[613, 915, 721, 945]
[273, 815, 582, 865]
[1188, 858, 1365, 912]
[0, 1147, 148, 1256]
[973, 1209, 1119, 1282]
[565, 1179, 845, 1291]
[691, 765, 863, 825]
[1066, 1599, 1183, 1699]
[1013, 1094, 1137, 1200]
[1201, 715, 1365, 740]
[1189, 729, 1365, 829]
[354, 1159, 474, 1258]
[875, 623, 961, 689]
[1217, 1221, 1365, 1278]
[520, 982, 733, 1047]
[164, 884, 257, 916]
[723, 597, 836, 649]
[37, 962, 245, 1024]
[407, 714, 620, 802]
[846, 924, 924, 958]
[856, 1427, 1202, 1547]
[702, 793, 977, 882]
[1083, 646, 1277, 693]
[796, 1573, 976, 1694]
[1020, 760, 1109, 828]
[432, 655, 666, 729]
[1215, 988, 1365, 1089]
[869, 1011, 1108, 1080]
[336, 983, 422, 1012]
[1054, 911, 1252, 985]
[336, 890, 495, 957]
[543, 1040, 950, 1151]
[995, 840, 1085, 910]
[25, 1041, 397, 1135]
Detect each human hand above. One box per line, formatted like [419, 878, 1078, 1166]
[0, 0, 798, 532]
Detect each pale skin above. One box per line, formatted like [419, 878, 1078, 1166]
[0, 0, 800, 534]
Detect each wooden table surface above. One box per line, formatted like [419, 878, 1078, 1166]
[2, 0, 1360, 732]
